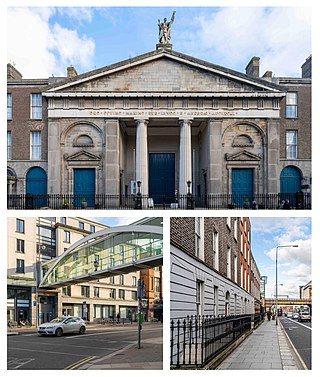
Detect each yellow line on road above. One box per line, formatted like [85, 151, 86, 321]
[64, 355, 96, 370]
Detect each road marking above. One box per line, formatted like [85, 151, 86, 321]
[65, 356, 96, 370]
[9, 347, 92, 358]
[7, 358, 35, 370]
[286, 318, 312, 330]
[67, 326, 162, 339]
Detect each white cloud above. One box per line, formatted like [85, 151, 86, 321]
[266, 238, 311, 265]
[57, 7, 94, 24]
[7, 7, 95, 78]
[176, 7, 311, 76]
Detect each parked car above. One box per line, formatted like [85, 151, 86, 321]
[292, 313, 299, 320]
[298, 311, 311, 322]
[287, 312, 293, 318]
[38, 316, 86, 336]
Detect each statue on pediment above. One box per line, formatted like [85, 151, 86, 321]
[158, 11, 176, 44]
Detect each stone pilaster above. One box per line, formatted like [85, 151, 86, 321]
[105, 119, 120, 195]
[179, 118, 193, 195]
[135, 118, 149, 195]
[267, 119, 281, 194]
[208, 118, 223, 194]
[47, 119, 61, 194]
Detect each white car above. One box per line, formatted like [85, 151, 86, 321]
[38, 316, 86, 336]
[292, 313, 299, 320]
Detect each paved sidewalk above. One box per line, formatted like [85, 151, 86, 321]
[217, 319, 303, 370]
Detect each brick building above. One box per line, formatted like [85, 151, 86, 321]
[170, 217, 260, 320]
[7, 39, 312, 209]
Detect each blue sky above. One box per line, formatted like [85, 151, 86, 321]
[7, 6, 311, 79]
[250, 217, 311, 298]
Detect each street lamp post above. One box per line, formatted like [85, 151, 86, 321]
[275, 244, 298, 325]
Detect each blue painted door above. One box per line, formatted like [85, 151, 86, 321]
[280, 166, 301, 206]
[26, 167, 47, 208]
[149, 153, 175, 204]
[232, 168, 253, 207]
[74, 169, 95, 207]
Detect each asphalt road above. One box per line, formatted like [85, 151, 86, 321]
[8, 324, 163, 370]
[279, 317, 311, 369]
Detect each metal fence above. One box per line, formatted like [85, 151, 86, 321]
[170, 314, 264, 369]
[7, 192, 311, 210]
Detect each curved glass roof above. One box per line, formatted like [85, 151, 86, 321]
[40, 225, 163, 288]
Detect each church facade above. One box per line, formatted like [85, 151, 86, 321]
[7, 44, 311, 209]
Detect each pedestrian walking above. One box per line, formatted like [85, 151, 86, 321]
[116, 312, 120, 324]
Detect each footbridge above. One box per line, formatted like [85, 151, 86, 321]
[39, 225, 163, 288]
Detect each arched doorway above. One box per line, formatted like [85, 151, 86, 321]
[280, 166, 302, 207]
[26, 167, 47, 208]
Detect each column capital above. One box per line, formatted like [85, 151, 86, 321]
[134, 118, 149, 126]
[178, 118, 193, 126]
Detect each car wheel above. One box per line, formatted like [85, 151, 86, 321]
[79, 326, 85, 335]
[55, 327, 63, 337]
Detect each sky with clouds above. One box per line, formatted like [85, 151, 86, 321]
[250, 217, 311, 298]
[7, 6, 311, 79]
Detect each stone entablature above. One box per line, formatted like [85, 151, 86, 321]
[48, 108, 280, 119]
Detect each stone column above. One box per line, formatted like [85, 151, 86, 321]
[179, 118, 193, 195]
[135, 118, 149, 195]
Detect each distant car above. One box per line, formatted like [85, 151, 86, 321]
[298, 312, 311, 322]
[287, 312, 293, 318]
[38, 316, 86, 336]
[292, 313, 299, 320]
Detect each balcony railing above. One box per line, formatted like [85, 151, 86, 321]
[7, 192, 311, 210]
[170, 314, 264, 369]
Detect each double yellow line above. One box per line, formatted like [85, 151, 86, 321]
[65, 356, 96, 370]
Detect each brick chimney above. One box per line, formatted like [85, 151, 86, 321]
[67, 65, 78, 78]
[301, 55, 311, 78]
[7, 63, 22, 80]
[245, 57, 260, 78]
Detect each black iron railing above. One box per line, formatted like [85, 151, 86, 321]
[170, 314, 264, 369]
[7, 192, 311, 210]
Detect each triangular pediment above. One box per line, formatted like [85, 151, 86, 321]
[45, 49, 283, 95]
[65, 150, 101, 161]
[226, 150, 261, 161]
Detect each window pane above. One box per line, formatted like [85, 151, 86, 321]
[31, 94, 42, 119]
[7, 93, 12, 120]
[7, 132, 12, 160]
[31, 131, 41, 160]
[286, 105, 297, 118]
[286, 92, 297, 105]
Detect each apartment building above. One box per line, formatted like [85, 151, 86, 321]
[170, 217, 260, 320]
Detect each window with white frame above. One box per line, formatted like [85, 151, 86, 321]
[286, 130, 298, 159]
[195, 217, 204, 259]
[7, 93, 12, 120]
[213, 286, 218, 316]
[286, 92, 297, 118]
[132, 276, 137, 286]
[64, 230, 70, 243]
[233, 218, 238, 240]
[234, 255, 238, 284]
[227, 246, 231, 278]
[7, 132, 12, 160]
[79, 221, 84, 230]
[30, 131, 41, 160]
[119, 289, 125, 299]
[212, 228, 219, 270]
[30, 93, 42, 119]
[196, 280, 203, 316]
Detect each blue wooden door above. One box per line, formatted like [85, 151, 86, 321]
[232, 168, 253, 206]
[26, 167, 47, 207]
[149, 153, 175, 204]
[74, 169, 95, 207]
[280, 166, 301, 206]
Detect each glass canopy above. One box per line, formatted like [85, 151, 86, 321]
[40, 225, 163, 288]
